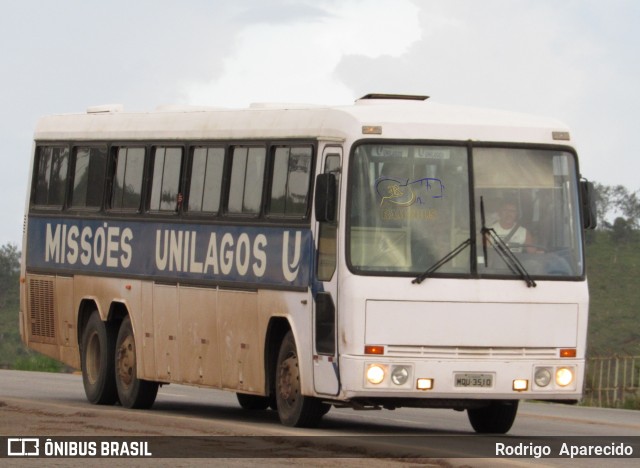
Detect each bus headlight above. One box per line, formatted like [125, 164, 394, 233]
[366, 364, 386, 385]
[534, 367, 552, 388]
[390, 366, 410, 386]
[556, 367, 574, 387]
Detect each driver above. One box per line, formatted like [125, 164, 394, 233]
[491, 201, 535, 253]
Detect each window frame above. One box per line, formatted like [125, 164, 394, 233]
[28, 139, 317, 225]
[68, 144, 108, 212]
[226, 145, 268, 218]
[184, 144, 227, 218]
[108, 144, 148, 214]
[147, 145, 185, 215]
[266, 144, 314, 219]
[31, 144, 71, 210]
[345, 138, 586, 282]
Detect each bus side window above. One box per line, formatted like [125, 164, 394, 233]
[269, 146, 313, 218]
[71, 146, 107, 210]
[111, 147, 145, 211]
[150, 147, 183, 212]
[188, 147, 225, 214]
[34, 146, 69, 208]
[228, 147, 266, 215]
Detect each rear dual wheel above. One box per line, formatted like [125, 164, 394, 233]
[80, 312, 158, 409]
[81, 311, 118, 405]
[115, 316, 159, 409]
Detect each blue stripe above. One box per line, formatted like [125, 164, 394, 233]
[26, 217, 312, 288]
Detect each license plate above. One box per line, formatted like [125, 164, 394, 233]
[454, 373, 494, 388]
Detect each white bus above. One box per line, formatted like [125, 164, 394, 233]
[20, 94, 596, 433]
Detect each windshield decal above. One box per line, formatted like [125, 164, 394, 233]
[376, 177, 445, 207]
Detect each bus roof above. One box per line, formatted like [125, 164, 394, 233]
[33, 96, 571, 146]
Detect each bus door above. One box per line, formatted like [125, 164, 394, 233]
[312, 146, 342, 396]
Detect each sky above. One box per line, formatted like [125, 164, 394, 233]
[1, 0, 639, 246]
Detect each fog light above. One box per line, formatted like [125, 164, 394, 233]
[534, 368, 552, 387]
[366, 364, 386, 385]
[417, 378, 433, 390]
[556, 367, 574, 387]
[391, 366, 410, 386]
[513, 379, 529, 391]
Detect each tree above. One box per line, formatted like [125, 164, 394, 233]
[613, 186, 640, 229]
[593, 182, 614, 229]
[0, 244, 19, 274]
[592, 183, 640, 232]
[0, 243, 20, 309]
[610, 217, 635, 244]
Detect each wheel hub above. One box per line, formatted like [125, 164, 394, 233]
[116, 335, 135, 387]
[278, 355, 299, 405]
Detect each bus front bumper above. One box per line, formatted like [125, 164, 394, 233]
[336, 355, 584, 402]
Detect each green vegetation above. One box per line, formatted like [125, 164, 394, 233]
[12, 354, 64, 372]
[0, 244, 63, 372]
[585, 230, 640, 356]
[0, 243, 24, 368]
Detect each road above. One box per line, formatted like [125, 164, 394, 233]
[0, 370, 638, 467]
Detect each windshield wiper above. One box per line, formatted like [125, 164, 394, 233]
[480, 197, 537, 288]
[412, 238, 471, 285]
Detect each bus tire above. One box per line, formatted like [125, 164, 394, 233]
[467, 401, 518, 434]
[81, 311, 118, 405]
[236, 393, 270, 410]
[275, 331, 328, 427]
[115, 316, 159, 409]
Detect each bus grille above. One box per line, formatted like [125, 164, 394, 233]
[28, 278, 57, 343]
[385, 345, 558, 359]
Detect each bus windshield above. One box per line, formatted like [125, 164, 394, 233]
[474, 147, 583, 279]
[348, 143, 584, 279]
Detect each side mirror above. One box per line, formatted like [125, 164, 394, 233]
[315, 173, 336, 223]
[580, 179, 597, 230]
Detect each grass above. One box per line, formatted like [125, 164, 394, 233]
[12, 353, 65, 372]
[585, 231, 640, 356]
[0, 269, 67, 373]
[0, 295, 68, 373]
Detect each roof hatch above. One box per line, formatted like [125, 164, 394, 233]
[86, 104, 124, 114]
[357, 93, 429, 101]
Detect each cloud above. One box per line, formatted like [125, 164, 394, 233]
[339, 1, 596, 113]
[336, 0, 640, 187]
[184, 0, 421, 107]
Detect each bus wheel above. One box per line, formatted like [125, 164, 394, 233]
[115, 316, 159, 409]
[275, 331, 328, 427]
[467, 401, 518, 434]
[236, 393, 270, 410]
[81, 311, 118, 405]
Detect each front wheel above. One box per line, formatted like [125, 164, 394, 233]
[115, 316, 159, 409]
[467, 401, 518, 434]
[275, 331, 329, 427]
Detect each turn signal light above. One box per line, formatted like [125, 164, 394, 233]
[364, 345, 385, 355]
[560, 348, 576, 358]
